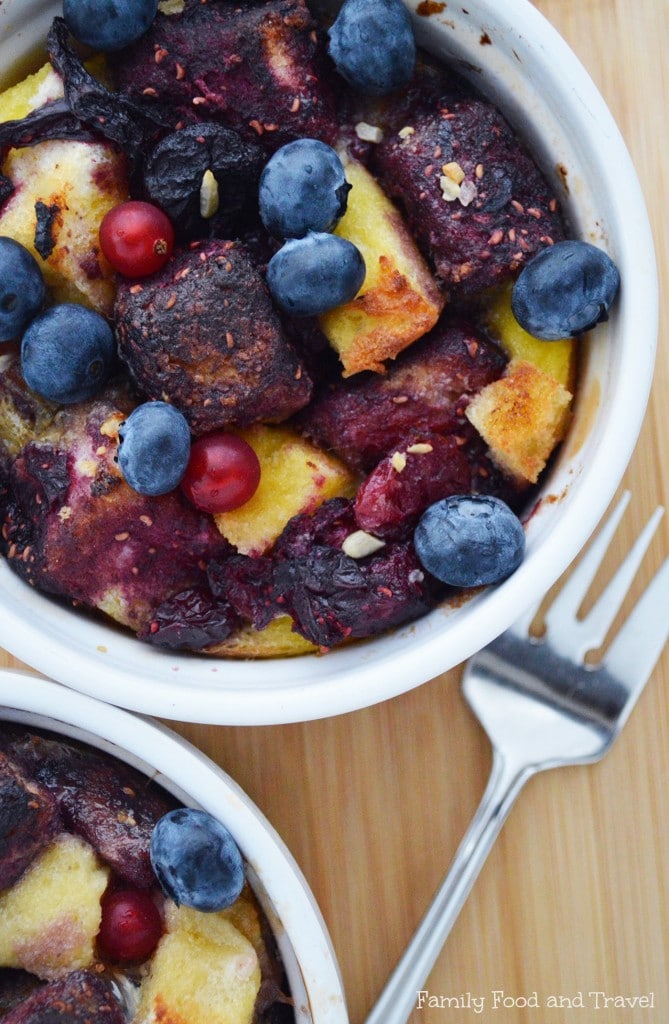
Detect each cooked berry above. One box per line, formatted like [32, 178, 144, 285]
[273, 497, 357, 559]
[208, 555, 277, 631]
[0, 238, 46, 343]
[511, 240, 621, 339]
[259, 139, 350, 239]
[354, 433, 474, 541]
[150, 808, 245, 912]
[414, 494, 525, 587]
[63, 0, 158, 51]
[181, 433, 261, 514]
[273, 542, 436, 648]
[20, 304, 115, 405]
[327, 0, 416, 96]
[143, 124, 266, 241]
[267, 233, 365, 317]
[299, 318, 507, 472]
[99, 201, 175, 278]
[140, 587, 239, 650]
[97, 889, 163, 964]
[118, 402, 191, 496]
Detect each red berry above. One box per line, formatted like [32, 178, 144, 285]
[97, 889, 163, 964]
[181, 433, 261, 514]
[99, 201, 175, 278]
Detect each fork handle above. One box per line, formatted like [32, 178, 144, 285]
[365, 750, 535, 1024]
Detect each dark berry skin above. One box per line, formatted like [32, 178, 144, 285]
[354, 433, 474, 541]
[140, 587, 239, 650]
[20, 304, 116, 405]
[143, 123, 266, 241]
[512, 240, 621, 340]
[63, 0, 158, 51]
[259, 139, 351, 239]
[118, 401, 191, 497]
[414, 494, 525, 587]
[0, 238, 46, 343]
[150, 808, 245, 912]
[267, 233, 365, 317]
[328, 0, 416, 96]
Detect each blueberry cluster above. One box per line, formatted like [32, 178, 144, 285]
[0, 235, 191, 498]
[0, 237, 116, 405]
[260, 139, 366, 317]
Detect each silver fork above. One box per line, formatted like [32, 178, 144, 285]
[366, 492, 669, 1024]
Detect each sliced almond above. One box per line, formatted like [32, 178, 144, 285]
[342, 530, 386, 560]
[200, 169, 220, 219]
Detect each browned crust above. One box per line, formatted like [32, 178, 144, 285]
[115, 240, 312, 434]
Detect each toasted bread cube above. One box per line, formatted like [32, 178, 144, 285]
[214, 425, 357, 556]
[465, 358, 572, 484]
[320, 160, 444, 376]
[209, 615, 318, 658]
[0, 834, 109, 979]
[135, 902, 261, 1024]
[482, 282, 576, 389]
[0, 63, 128, 316]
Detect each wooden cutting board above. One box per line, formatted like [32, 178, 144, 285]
[1, 2, 667, 1022]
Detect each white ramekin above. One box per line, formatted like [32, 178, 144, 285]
[0, 1, 657, 723]
[0, 671, 348, 1023]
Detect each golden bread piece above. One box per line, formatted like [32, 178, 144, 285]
[320, 160, 444, 376]
[465, 358, 572, 484]
[135, 901, 261, 1024]
[214, 424, 357, 556]
[482, 282, 576, 390]
[0, 59, 110, 121]
[209, 615, 318, 658]
[0, 834, 109, 979]
[0, 62, 128, 316]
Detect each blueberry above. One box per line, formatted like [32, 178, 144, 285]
[414, 495, 525, 588]
[259, 139, 351, 239]
[328, 0, 416, 96]
[63, 0, 158, 51]
[511, 240, 620, 340]
[0, 237, 46, 342]
[118, 402, 191, 496]
[150, 808, 245, 912]
[267, 233, 365, 317]
[21, 303, 115, 404]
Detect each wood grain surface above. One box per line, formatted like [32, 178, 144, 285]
[1, 2, 668, 1023]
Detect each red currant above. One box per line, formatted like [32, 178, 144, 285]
[99, 201, 175, 278]
[181, 433, 261, 514]
[97, 889, 163, 964]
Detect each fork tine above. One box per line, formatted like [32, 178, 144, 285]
[543, 491, 631, 639]
[603, 556, 669, 721]
[574, 505, 665, 654]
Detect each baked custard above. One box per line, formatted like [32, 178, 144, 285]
[0, 722, 291, 1023]
[0, 0, 617, 657]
